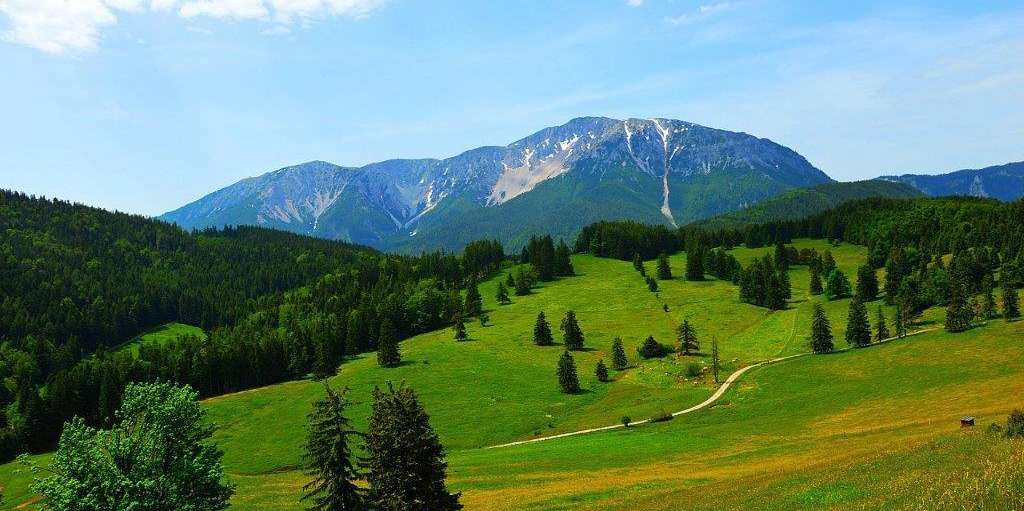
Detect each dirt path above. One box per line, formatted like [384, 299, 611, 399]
[486, 327, 939, 449]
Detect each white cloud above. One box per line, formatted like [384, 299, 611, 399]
[0, 0, 386, 54]
[665, 1, 739, 26]
[625, 0, 643, 7]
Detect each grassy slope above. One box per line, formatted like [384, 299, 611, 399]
[5, 240, 1021, 510]
[113, 322, 207, 356]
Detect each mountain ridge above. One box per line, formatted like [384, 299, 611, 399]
[878, 161, 1024, 201]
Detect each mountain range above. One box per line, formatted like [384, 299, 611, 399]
[879, 161, 1024, 201]
[160, 116, 1023, 251]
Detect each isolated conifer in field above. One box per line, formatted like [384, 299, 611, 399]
[377, 319, 401, 368]
[302, 383, 363, 511]
[657, 252, 673, 280]
[557, 351, 581, 394]
[533, 312, 553, 346]
[676, 320, 698, 356]
[823, 249, 836, 275]
[945, 274, 973, 333]
[611, 337, 628, 370]
[554, 240, 575, 276]
[825, 269, 851, 300]
[632, 253, 643, 272]
[981, 275, 997, 319]
[711, 336, 721, 384]
[363, 383, 462, 511]
[506, 272, 515, 288]
[685, 245, 704, 281]
[595, 359, 609, 383]
[452, 315, 467, 342]
[514, 267, 532, 296]
[846, 299, 871, 348]
[811, 304, 834, 354]
[855, 264, 879, 302]
[640, 335, 663, 359]
[1004, 286, 1021, 321]
[464, 281, 483, 317]
[875, 305, 889, 342]
[809, 266, 823, 295]
[560, 310, 585, 350]
[496, 281, 510, 305]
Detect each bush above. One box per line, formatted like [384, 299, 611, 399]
[639, 336, 666, 359]
[650, 409, 673, 423]
[685, 363, 702, 378]
[1006, 409, 1024, 438]
[621, 416, 631, 428]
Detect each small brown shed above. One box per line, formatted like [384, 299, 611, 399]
[960, 416, 975, 428]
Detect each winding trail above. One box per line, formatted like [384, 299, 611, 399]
[486, 327, 939, 449]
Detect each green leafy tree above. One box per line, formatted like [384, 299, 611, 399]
[301, 383, 364, 511]
[560, 310, 585, 350]
[855, 264, 879, 302]
[1004, 285, 1020, 321]
[595, 359, 609, 383]
[463, 280, 482, 317]
[810, 304, 834, 354]
[875, 305, 890, 342]
[675, 320, 699, 356]
[363, 383, 461, 511]
[611, 337, 628, 370]
[656, 252, 673, 280]
[533, 312, 553, 346]
[825, 269, 851, 300]
[29, 382, 233, 511]
[377, 319, 401, 368]
[452, 314, 468, 342]
[845, 299, 871, 347]
[495, 281, 511, 305]
[557, 351, 581, 394]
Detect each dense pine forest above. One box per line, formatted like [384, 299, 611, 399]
[0, 190, 503, 460]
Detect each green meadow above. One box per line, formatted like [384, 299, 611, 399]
[3, 239, 1022, 510]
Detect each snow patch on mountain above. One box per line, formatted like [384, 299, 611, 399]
[487, 147, 570, 205]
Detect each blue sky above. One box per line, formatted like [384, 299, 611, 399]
[1, 0, 1023, 215]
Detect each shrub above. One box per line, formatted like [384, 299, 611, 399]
[621, 416, 631, 428]
[1006, 409, 1024, 438]
[684, 363, 702, 378]
[650, 409, 673, 423]
[639, 336, 666, 359]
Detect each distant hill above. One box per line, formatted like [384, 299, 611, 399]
[161, 116, 831, 251]
[878, 161, 1024, 201]
[691, 180, 923, 230]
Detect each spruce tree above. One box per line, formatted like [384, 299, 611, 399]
[825, 269, 851, 300]
[595, 359, 609, 383]
[657, 252, 673, 280]
[363, 384, 461, 511]
[632, 253, 643, 273]
[557, 351, 581, 394]
[478, 312, 490, 327]
[981, 275, 997, 319]
[945, 273, 972, 332]
[685, 245, 704, 281]
[809, 266, 823, 295]
[464, 280, 482, 317]
[611, 337, 628, 370]
[560, 310, 585, 351]
[376, 319, 401, 368]
[875, 305, 890, 342]
[894, 305, 907, 338]
[639, 335, 663, 359]
[302, 383, 364, 511]
[855, 265, 879, 302]
[711, 336, 720, 384]
[810, 304, 834, 354]
[496, 281, 510, 305]
[505, 272, 515, 289]
[514, 267, 532, 296]
[646, 276, 659, 292]
[1004, 286, 1021, 321]
[778, 268, 792, 300]
[823, 249, 836, 275]
[774, 242, 789, 272]
[554, 240, 575, 276]
[845, 299, 871, 348]
[452, 315, 467, 342]
[676, 320, 698, 356]
[533, 312, 553, 346]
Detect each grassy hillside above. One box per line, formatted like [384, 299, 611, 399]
[4, 241, 1021, 510]
[113, 322, 206, 356]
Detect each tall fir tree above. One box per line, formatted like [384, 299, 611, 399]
[595, 359, 609, 383]
[711, 336, 721, 384]
[875, 305, 890, 342]
[676, 320, 699, 356]
[845, 299, 872, 348]
[560, 310, 585, 350]
[945, 272, 973, 332]
[513, 267, 532, 296]
[774, 242, 789, 272]
[855, 265, 879, 302]
[376, 319, 401, 368]
[533, 312, 554, 346]
[811, 304, 834, 354]
[657, 252, 674, 280]
[301, 383, 364, 511]
[363, 384, 461, 511]
[825, 269, 851, 300]
[464, 280, 482, 317]
[685, 243, 704, 281]
[505, 272, 515, 289]
[822, 249, 837, 275]
[556, 351, 581, 394]
[809, 266, 823, 295]
[1004, 285, 1021, 321]
[894, 304, 907, 338]
[495, 281, 510, 305]
[554, 240, 575, 276]
[981, 275, 997, 319]
[611, 337, 628, 370]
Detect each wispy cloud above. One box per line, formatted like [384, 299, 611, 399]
[625, 0, 644, 7]
[0, 0, 387, 54]
[665, 1, 740, 26]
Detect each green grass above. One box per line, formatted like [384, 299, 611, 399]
[4, 240, 1022, 511]
[113, 322, 206, 356]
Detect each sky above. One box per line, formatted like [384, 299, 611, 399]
[1, 1, 1023, 216]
